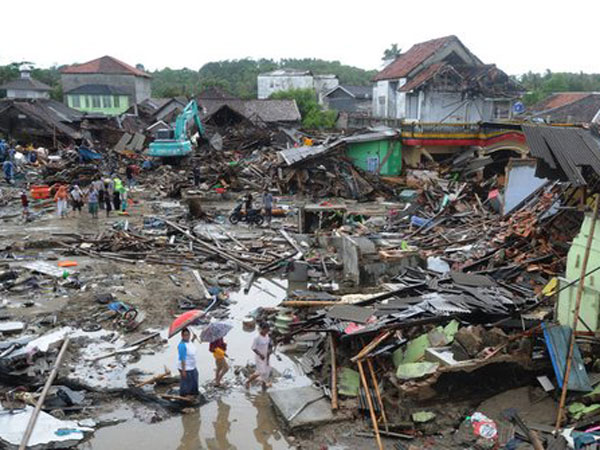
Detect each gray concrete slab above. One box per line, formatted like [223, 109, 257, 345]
[269, 386, 333, 429]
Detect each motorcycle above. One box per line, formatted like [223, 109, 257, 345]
[229, 202, 264, 226]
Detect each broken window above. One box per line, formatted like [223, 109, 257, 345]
[102, 96, 112, 108]
[71, 95, 80, 108]
[91, 96, 101, 108]
[493, 101, 510, 119]
[113, 96, 120, 108]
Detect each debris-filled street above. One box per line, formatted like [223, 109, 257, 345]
[3, 14, 600, 449]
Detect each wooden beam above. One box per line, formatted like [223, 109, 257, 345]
[192, 270, 212, 300]
[555, 195, 600, 431]
[367, 358, 388, 431]
[351, 331, 391, 363]
[357, 360, 383, 450]
[329, 334, 338, 410]
[19, 338, 70, 450]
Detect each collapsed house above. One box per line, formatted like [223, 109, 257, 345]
[0, 99, 92, 147]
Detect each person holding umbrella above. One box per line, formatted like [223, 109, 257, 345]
[209, 338, 229, 387]
[177, 328, 199, 398]
[200, 321, 233, 388]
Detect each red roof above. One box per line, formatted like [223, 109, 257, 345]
[399, 62, 448, 92]
[532, 92, 592, 112]
[61, 56, 151, 78]
[373, 36, 457, 82]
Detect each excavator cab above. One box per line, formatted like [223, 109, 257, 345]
[148, 100, 206, 158]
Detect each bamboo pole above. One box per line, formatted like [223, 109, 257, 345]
[555, 195, 600, 431]
[329, 334, 338, 410]
[367, 358, 388, 431]
[357, 360, 383, 450]
[19, 337, 70, 450]
[351, 331, 391, 363]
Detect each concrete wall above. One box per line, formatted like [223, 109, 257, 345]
[6, 89, 49, 99]
[257, 74, 314, 99]
[420, 91, 496, 122]
[133, 77, 152, 103]
[373, 78, 407, 118]
[373, 81, 389, 117]
[61, 73, 151, 105]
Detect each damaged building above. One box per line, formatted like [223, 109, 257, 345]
[372, 35, 522, 123]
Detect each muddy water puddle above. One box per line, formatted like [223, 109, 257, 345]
[87, 277, 310, 449]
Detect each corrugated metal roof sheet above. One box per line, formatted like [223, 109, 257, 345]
[522, 125, 600, 185]
[277, 130, 399, 166]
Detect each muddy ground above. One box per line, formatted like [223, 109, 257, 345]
[0, 185, 553, 450]
[1, 188, 405, 450]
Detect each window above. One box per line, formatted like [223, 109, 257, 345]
[113, 96, 120, 108]
[367, 156, 379, 173]
[102, 96, 112, 108]
[91, 96, 101, 108]
[71, 95, 80, 108]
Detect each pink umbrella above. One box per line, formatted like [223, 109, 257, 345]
[168, 310, 204, 338]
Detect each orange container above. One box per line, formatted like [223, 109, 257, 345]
[30, 185, 51, 200]
[57, 261, 78, 268]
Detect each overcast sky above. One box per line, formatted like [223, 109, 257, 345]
[2, 0, 598, 76]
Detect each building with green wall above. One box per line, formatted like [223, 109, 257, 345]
[64, 84, 129, 115]
[344, 132, 402, 176]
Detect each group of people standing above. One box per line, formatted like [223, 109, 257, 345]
[50, 176, 130, 219]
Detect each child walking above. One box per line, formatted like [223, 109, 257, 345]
[209, 337, 229, 387]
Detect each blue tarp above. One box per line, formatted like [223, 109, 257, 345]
[542, 322, 592, 392]
[78, 147, 102, 162]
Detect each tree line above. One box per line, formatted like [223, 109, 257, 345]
[517, 71, 600, 106]
[2, 58, 600, 110]
[151, 58, 378, 99]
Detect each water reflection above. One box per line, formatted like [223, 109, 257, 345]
[205, 399, 235, 450]
[178, 412, 201, 450]
[251, 393, 283, 450]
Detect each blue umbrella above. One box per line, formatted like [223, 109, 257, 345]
[200, 322, 233, 343]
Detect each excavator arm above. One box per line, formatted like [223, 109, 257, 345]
[148, 100, 206, 157]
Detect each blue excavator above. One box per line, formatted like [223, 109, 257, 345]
[148, 100, 206, 157]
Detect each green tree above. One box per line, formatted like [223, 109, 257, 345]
[382, 44, 401, 62]
[270, 88, 337, 129]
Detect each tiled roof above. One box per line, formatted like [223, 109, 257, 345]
[531, 93, 593, 112]
[0, 98, 84, 139]
[398, 62, 449, 92]
[61, 56, 151, 78]
[325, 85, 372, 99]
[200, 99, 301, 123]
[64, 84, 129, 95]
[0, 77, 51, 91]
[530, 93, 600, 124]
[373, 36, 457, 81]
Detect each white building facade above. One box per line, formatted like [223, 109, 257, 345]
[257, 70, 339, 103]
